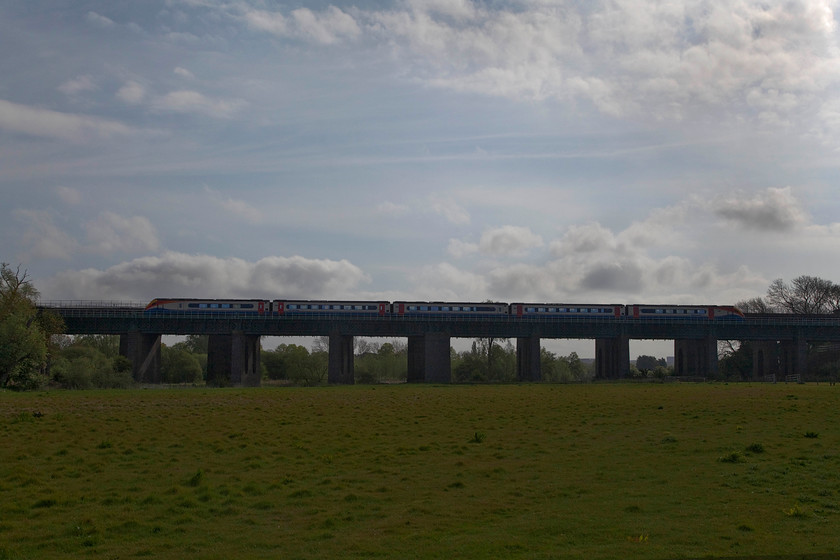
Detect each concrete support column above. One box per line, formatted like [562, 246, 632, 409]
[752, 341, 779, 380]
[706, 336, 719, 378]
[232, 333, 261, 387]
[407, 333, 451, 383]
[407, 335, 425, 383]
[516, 336, 541, 382]
[674, 338, 717, 378]
[780, 337, 808, 379]
[207, 332, 261, 387]
[595, 336, 629, 379]
[328, 334, 354, 384]
[119, 332, 161, 384]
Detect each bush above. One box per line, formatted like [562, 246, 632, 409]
[161, 347, 203, 384]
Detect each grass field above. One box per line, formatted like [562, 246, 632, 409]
[1, 383, 839, 559]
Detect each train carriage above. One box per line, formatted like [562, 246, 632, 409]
[627, 305, 744, 320]
[511, 303, 625, 318]
[274, 301, 389, 316]
[144, 298, 268, 314]
[393, 302, 508, 317]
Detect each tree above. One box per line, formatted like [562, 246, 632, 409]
[0, 263, 63, 390]
[766, 276, 840, 314]
[72, 335, 120, 358]
[635, 355, 666, 373]
[735, 297, 775, 313]
[161, 346, 203, 384]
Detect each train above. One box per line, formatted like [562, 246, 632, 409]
[144, 299, 745, 320]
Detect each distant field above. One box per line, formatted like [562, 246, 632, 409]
[1, 383, 839, 559]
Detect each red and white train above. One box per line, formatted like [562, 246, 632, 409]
[145, 299, 744, 320]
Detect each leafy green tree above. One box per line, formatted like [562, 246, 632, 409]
[52, 344, 133, 389]
[72, 335, 120, 358]
[718, 341, 753, 380]
[0, 263, 63, 390]
[635, 355, 666, 372]
[161, 346, 203, 384]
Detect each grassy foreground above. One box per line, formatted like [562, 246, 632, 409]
[1, 383, 839, 559]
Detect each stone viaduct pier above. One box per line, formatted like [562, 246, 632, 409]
[46, 305, 840, 386]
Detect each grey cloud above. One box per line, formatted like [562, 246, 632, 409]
[580, 261, 644, 293]
[713, 187, 808, 231]
[42, 253, 370, 301]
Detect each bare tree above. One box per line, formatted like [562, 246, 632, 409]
[735, 297, 775, 313]
[766, 276, 839, 314]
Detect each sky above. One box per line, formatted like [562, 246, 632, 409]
[3, 0, 840, 318]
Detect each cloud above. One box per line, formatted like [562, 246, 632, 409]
[14, 209, 160, 260]
[55, 186, 82, 205]
[579, 260, 644, 293]
[290, 7, 361, 45]
[204, 187, 264, 224]
[430, 195, 470, 225]
[479, 225, 543, 257]
[151, 90, 246, 118]
[84, 212, 161, 255]
[174, 67, 195, 79]
[42, 253, 371, 301]
[369, 0, 840, 127]
[86, 11, 115, 28]
[0, 98, 132, 141]
[243, 6, 360, 44]
[117, 81, 146, 105]
[551, 223, 616, 256]
[58, 75, 97, 95]
[14, 209, 79, 260]
[414, 262, 487, 300]
[376, 201, 409, 215]
[447, 238, 478, 258]
[712, 187, 808, 231]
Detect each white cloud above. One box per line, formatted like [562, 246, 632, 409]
[204, 186, 264, 224]
[414, 262, 487, 300]
[86, 11, 115, 28]
[290, 7, 361, 45]
[174, 67, 195, 79]
[117, 81, 146, 105]
[55, 186, 82, 205]
[151, 90, 246, 118]
[364, 0, 840, 128]
[14, 209, 79, 260]
[58, 75, 97, 95]
[42, 253, 371, 301]
[447, 238, 478, 258]
[0, 98, 132, 141]
[243, 6, 360, 44]
[377, 201, 409, 215]
[430, 195, 470, 225]
[479, 225, 543, 257]
[84, 212, 160, 255]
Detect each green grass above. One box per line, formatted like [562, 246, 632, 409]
[1, 383, 839, 559]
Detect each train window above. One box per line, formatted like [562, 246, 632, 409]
[188, 303, 199, 308]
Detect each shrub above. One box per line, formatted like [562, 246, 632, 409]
[719, 451, 746, 463]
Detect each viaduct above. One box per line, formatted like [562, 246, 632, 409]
[44, 304, 840, 386]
